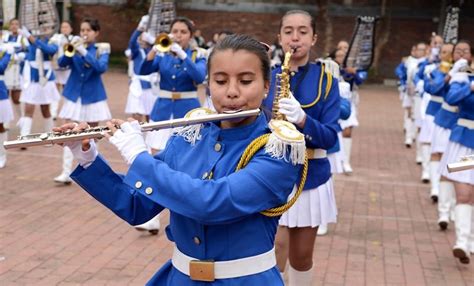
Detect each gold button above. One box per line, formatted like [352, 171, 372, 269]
[145, 187, 153, 195]
[193, 236, 201, 245]
[214, 143, 222, 152]
[135, 181, 143, 189]
[202, 172, 208, 179]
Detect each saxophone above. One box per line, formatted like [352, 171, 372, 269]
[272, 50, 293, 120]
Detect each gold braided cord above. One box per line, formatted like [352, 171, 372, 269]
[324, 71, 332, 100]
[235, 134, 309, 217]
[301, 63, 325, 109]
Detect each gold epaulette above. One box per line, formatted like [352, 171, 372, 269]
[264, 119, 306, 165]
[173, 107, 215, 145]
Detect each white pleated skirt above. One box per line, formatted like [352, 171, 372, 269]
[418, 114, 435, 144]
[20, 81, 60, 105]
[279, 179, 338, 228]
[340, 104, 359, 129]
[125, 89, 157, 116]
[0, 99, 14, 123]
[440, 142, 474, 185]
[4, 64, 22, 90]
[431, 124, 451, 154]
[55, 69, 71, 85]
[59, 98, 112, 122]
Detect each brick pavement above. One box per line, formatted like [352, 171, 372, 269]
[0, 72, 473, 285]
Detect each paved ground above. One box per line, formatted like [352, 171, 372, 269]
[0, 72, 473, 285]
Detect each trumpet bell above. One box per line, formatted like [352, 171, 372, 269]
[154, 33, 172, 53]
[63, 43, 75, 57]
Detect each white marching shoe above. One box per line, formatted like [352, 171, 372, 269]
[54, 147, 73, 185]
[0, 132, 7, 168]
[452, 204, 471, 264]
[317, 224, 328, 236]
[135, 214, 161, 235]
[342, 137, 353, 174]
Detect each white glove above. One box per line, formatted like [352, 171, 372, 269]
[449, 72, 469, 84]
[170, 42, 187, 60]
[5, 44, 14, 55]
[108, 121, 148, 165]
[338, 81, 351, 99]
[14, 52, 26, 62]
[278, 93, 306, 125]
[449, 58, 468, 77]
[75, 44, 87, 56]
[19, 26, 31, 38]
[64, 139, 98, 168]
[141, 31, 156, 45]
[124, 48, 131, 58]
[431, 47, 440, 57]
[137, 15, 149, 31]
[415, 80, 424, 95]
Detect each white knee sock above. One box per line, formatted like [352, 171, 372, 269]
[288, 264, 314, 286]
[44, 117, 54, 132]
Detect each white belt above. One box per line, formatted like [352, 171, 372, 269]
[441, 102, 459, 113]
[172, 246, 276, 281]
[29, 61, 52, 70]
[307, 148, 327, 159]
[159, 90, 198, 100]
[132, 74, 151, 82]
[430, 95, 443, 103]
[458, 118, 474, 129]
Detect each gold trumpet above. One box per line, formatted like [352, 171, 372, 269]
[154, 33, 173, 53]
[63, 36, 87, 57]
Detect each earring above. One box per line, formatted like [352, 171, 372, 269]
[264, 93, 268, 99]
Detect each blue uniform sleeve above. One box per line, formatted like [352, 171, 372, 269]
[445, 81, 472, 105]
[395, 63, 406, 81]
[57, 55, 73, 68]
[340, 97, 351, 120]
[424, 69, 446, 95]
[139, 55, 161, 75]
[182, 56, 206, 84]
[83, 52, 109, 74]
[129, 30, 141, 59]
[123, 150, 300, 225]
[71, 155, 165, 226]
[0, 53, 12, 72]
[35, 39, 58, 56]
[301, 80, 340, 149]
[354, 70, 368, 86]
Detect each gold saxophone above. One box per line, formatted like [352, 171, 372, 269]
[272, 50, 293, 120]
[439, 60, 453, 74]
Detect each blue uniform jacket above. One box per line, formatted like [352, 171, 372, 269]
[0, 53, 12, 100]
[395, 62, 407, 87]
[423, 67, 443, 116]
[58, 43, 109, 104]
[446, 76, 474, 149]
[263, 62, 340, 190]
[139, 48, 206, 121]
[328, 97, 351, 154]
[71, 113, 301, 285]
[129, 30, 152, 90]
[25, 37, 58, 82]
[427, 70, 459, 129]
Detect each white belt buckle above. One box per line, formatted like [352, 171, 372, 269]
[189, 260, 215, 282]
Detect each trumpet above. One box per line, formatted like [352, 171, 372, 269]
[3, 109, 261, 149]
[154, 33, 173, 53]
[63, 36, 87, 57]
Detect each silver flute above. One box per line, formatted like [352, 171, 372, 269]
[447, 155, 474, 173]
[4, 109, 261, 149]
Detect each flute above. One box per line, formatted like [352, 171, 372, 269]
[4, 109, 261, 149]
[447, 155, 474, 173]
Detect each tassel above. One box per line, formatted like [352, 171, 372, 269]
[265, 119, 306, 165]
[173, 124, 203, 145]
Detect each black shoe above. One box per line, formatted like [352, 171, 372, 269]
[431, 195, 438, 203]
[453, 248, 470, 264]
[438, 221, 448, 231]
